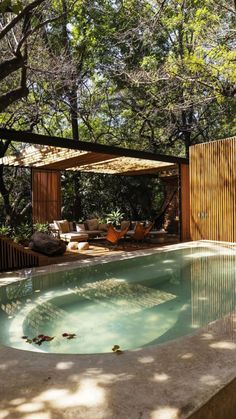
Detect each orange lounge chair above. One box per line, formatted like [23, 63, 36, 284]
[131, 222, 154, 241]
[105, 224, 130, 245]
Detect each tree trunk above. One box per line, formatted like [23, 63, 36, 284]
[61, 0, 79, 141]
[0, 165, 12, 225]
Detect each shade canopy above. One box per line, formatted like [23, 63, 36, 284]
[0, 128, 188, 175]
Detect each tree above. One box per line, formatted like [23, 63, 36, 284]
[93, 0, 236, 155]
[0, 0, 67, 224]
[0, 0, 235, 226]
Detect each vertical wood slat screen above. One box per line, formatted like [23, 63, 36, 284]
[0, 236, 40, 271]
[180, 163, 190, 241]
[32, 169, 61, 223]
[190, 137, 236, 242]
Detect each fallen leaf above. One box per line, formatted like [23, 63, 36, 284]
[67, 335, 76, 340]
[45, 336, 54, 342]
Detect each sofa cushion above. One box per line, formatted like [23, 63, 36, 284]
[54, 220, 70, 233]
[98, 223, 109, 232]
[60, 232, 89, 242]
[69, 221, 75, 231]
[86, 218, 99, 231]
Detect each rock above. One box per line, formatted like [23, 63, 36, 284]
[78, 242, 89, 251]
[29, 232, 66, 256]
[67, 241, 78, 251]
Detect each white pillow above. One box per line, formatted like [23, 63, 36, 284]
[76, 223, 86, 232]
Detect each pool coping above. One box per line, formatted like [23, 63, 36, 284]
[0, 240, 236, 419]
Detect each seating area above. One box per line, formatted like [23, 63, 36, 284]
[52, 218, 169, 249]
[52, 218, 109, 242]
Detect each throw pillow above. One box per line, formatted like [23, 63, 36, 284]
[57, 220, 70, 233]
[86, 218, 99, 231]
[76, 223, 86, 232]
[98, 223, 109, 231]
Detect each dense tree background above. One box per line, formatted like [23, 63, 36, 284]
[0, 0, 235, 228]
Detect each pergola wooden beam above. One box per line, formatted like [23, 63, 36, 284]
[0, 128, 189, 166]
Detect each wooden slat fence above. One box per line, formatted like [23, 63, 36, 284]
[180, 163, 190, 241]
[190, 137, 236, 242]
[0, 236, 41, 271]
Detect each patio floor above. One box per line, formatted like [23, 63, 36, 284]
[37, 236, 179, 267]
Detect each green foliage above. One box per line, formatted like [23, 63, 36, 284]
[0, 225, 11, 236]
[61, 172, 164, 223]
[12, 223, 32, 244]
[0, 0, 23, 13]
[33, 222, 50, 234]
[0, 0, 235, 227]
[106, 209, 125, 227]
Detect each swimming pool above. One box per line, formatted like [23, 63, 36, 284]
[0, 243, 235, 354]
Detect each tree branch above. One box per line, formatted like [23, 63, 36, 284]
[0, 55, 24, 82]
[16, 14, 66, 54]
[0, 85, 29, 112]
[0, 0, 46, 41]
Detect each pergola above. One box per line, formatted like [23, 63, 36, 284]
[0, 128, 190, 240]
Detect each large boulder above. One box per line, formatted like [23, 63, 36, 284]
[29, 232, 66, 256]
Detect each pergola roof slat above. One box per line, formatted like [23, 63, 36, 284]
[0, 128, 188, 175]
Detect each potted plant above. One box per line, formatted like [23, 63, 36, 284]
[106, 209, 124, 228]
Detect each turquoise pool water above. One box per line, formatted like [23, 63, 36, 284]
[0, 245, 235, 354]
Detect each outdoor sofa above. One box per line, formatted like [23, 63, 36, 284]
[52, 219, 108, 242]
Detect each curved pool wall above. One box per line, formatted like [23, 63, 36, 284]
[1, 242, 236, 419]
[0, 241, 235, 355]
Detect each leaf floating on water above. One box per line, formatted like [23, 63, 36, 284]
[23, 334, 54, 345]
[44, 336, 54, 342]
[62, 333, 76, 339]
[67, 333, 76, 340]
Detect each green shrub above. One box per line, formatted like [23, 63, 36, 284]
[0, 225, 11, 236]
[13, 223, 33, 244]
[33, 222, 50, 234]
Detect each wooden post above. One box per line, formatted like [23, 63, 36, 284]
[32, 169, 61, 223]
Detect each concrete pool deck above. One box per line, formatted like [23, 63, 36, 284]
[0, 241, 236, 419]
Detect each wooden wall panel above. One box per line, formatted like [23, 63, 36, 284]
[190, 137, 236, 242]
[32, 169, 61, 223]
[180, 163, 191, 241]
